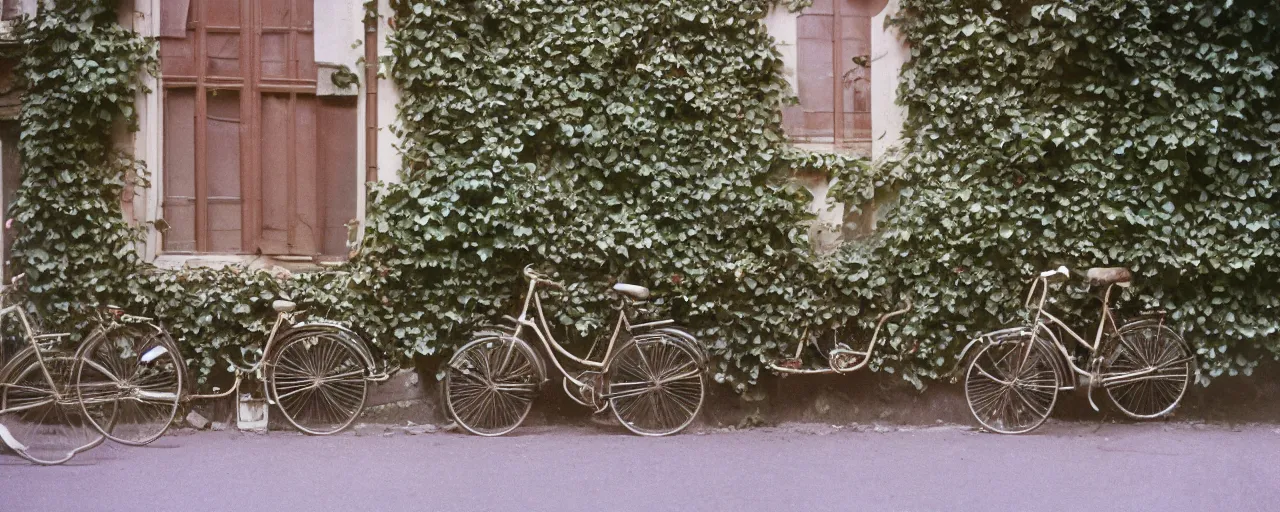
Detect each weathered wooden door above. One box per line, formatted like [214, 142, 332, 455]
[159, 0, 357, 257]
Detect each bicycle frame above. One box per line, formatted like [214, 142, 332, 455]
[184, 307, 388, 402]
[955, 271, 1188, 411]
[511, 277, 673, 391]
[0, 296, 74, 413]
[767, 300, 914, 375]
[183, 310, 296, 402]
[1023, 275, 1124, 380]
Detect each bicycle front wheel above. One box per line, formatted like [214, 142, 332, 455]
[606, 335, 705, 436]
[76, 326, 184, 446]
[267, 331, 370, 436]
[1102, 323, 1194, 419]
[964, 331, 1061, 435]
[444, 335, 542, 436]
[1, 348, 107, 465]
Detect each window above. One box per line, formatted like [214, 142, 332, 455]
[783, 0, 878, 144]
[2, 0, 25, 22]
[159, 0, 357, 257]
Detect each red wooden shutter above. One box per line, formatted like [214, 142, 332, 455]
[786, 0, 875, 143]
[840, 12, 872, 141]
[161, 89, 197, 252]
[792, 0, 836, 140]
[159, 0, 357, 257]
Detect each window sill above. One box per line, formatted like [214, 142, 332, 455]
[788, 140, 872, 158]
[151, 254, 346, 273]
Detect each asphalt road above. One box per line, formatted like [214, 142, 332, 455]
[3, 422, 1278, 512]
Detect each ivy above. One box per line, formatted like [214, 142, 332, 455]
[17, 0, 1275, 394]
[359, 0, 893, 392]
[861, 0, 1280, 380]
[9, 0, 376, 386]
[9, 0, 883, 392]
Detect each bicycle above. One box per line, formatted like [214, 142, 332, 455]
[73, 305, 185, 447]
[0, 274, 184, 464]
[765, 300, 913, 376]
[443, 265, 708, 437]
[954, 266, 1196, 434]
[180, 295, 391, 436]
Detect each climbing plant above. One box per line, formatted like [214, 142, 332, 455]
[9, 1, 154, 315]
[8, 0, 370, 386]
[10, 0, 879, 391]
[361, 0, 881, 391]
[14, 0, 1276, 393]
[856, 0, 1280, 380]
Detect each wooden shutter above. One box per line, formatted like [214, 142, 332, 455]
[786, 0, 875, 143]
[840, 12, 872, 141]
[793, 1, 836, 140]
[159, 0, 356, 257]
[318, 97, 359, 257]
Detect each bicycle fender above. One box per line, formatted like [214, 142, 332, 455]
[0, 423, 27, 452]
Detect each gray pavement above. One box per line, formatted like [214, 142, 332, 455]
[3, 422, 1278, 512]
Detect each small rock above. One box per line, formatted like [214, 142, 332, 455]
[186, 410, 210, 430]
[814, 395, 831, 415]
[404, 424, 438, 435]
[211, 422, 228, 432]
[442, 422, 459, 432]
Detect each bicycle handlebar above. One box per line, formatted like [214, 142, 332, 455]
[1025, 266, 1069, 309]
[522, 264, 565, 290]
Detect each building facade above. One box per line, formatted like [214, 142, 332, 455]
[0, 0, 909, 268]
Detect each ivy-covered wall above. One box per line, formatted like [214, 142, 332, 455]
[10, 0, 872, 392]
[855, 0, 1280, 380]
[8, 0, 1280, 393]
[360, 0, 872, 391]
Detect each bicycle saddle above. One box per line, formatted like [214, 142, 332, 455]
[612, 283, 650, 300]
[1085, 267, 1132, 287]
[272, 300, 297, 313]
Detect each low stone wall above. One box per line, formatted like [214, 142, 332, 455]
[181, 358, 1280, 432]
[350, 359, 1280, 430]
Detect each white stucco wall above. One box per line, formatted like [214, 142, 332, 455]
[131, 0, 164, 260]
[314, 0, 365, 96]
[763, 8, 799, 96]
[374, 0, 402, 184]
[870, 0, 908, 162]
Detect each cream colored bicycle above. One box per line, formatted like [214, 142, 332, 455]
[444, 265, 708, 437]
[954, 266, 1196, 434]
[181, 295, 390, 436]
[0, 274, 184, 465]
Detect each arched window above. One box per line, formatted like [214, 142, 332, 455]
[783, 0, 885, 146]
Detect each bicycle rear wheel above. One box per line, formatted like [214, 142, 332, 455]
[76, 326, 184, 446]
[606, 334, 705, 436]
[267, 330, 370, 436]
[1102, 323, 1194, 419]
[1, 348, 107, 465]
[964, 331, 1061, 435]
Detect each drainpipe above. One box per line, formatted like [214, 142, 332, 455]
[364, 6, 379, 184]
